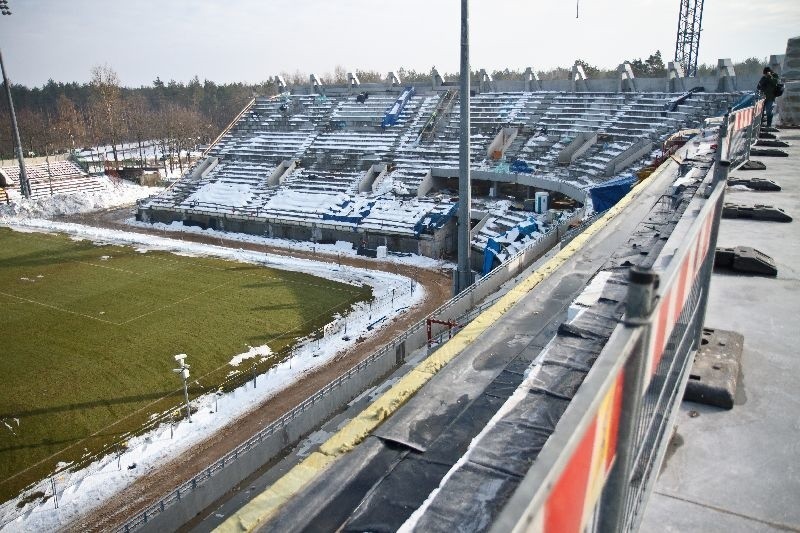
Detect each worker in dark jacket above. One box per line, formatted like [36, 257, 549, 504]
[757, 67, 780, 127]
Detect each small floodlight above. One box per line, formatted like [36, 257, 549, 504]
[172, 354, 192, 421]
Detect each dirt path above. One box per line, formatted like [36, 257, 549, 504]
[59, 207, 453, 532]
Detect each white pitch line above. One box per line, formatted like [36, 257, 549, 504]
[73, 260, 139, 275]
[118, 279, 239, 325]
[0, 290, 119, 325]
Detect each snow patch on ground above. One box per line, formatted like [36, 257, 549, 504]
[228, 345, 273, 367]
[0, 179, 161, 221]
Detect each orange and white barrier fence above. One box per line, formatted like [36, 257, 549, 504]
[492, 119, 736, 533]
[726, 97, 765, 168]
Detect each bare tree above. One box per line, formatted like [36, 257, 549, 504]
[90, 64, 123, 172]
[355, 69, 383, 83]
[54, 94, 85, 151]
[123, 94, 152, 168]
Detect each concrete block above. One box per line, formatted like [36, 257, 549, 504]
[737, 160, 767, 170]
[684, 328, 743, 409]
[714, 246, 778, 277]
[722, 203, 793, 222]
[754, 139, 791, 148]
[728, 177, 781, 191]
[749, 148, 789, 157]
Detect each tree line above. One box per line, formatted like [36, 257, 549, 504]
[0, 55, 767, 165]
[0, 66, 279, 166]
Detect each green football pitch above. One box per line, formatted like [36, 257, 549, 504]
[0, 227, 371, 503]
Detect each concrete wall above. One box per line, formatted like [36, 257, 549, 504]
[139, 207, 441, 256]
[139, 352, 399, 533]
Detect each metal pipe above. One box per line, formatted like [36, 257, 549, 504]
[457, 0, 472, 293]
[0, 48, 30, 198]
[182, 373, 191, 422]
[599, 266, 657, 532]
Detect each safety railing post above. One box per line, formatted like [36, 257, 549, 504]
[744, 105, 755, 163]
[712, 112, 731, 186]
[599, 266, 658, 532]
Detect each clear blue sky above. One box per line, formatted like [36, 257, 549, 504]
[1, 0, 798, 87]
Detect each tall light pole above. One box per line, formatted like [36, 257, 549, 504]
[173, 354, 192, 422]
[456, 0, 473, 293]
[0, 1, 31, 198]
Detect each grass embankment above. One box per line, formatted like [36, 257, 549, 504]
[0, 227, 370, 503]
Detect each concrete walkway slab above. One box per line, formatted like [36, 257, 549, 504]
[640, 130, 800, 532]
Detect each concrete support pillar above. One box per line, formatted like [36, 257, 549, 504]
[478, 68, 493, 93]
[523, 67, 541, 92]
[274, 75, 287, 93]
[769, 54, 786, 76]
[386, 71, 402, 87]
[571, 62, 588, 93]
[310, 73, 324, 95]
[617, 62, 637, 93]
[432, 67, 444, 89]
[716, 59, 737, 92]
[666, 62, 686, 92]
[347, 72, 360, 93]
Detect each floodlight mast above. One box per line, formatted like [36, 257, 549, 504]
[456, 0, 473, 293]
[173, 354, 192, 422]
[0, 1, 31, 198]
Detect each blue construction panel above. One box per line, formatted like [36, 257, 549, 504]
[382, 87, 416, 129]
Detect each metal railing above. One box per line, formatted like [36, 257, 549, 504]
[491, 97, 764, 533]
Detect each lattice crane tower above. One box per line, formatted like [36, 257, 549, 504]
[674, 0, 705, 77]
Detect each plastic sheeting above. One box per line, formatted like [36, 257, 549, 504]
[482, 238, 502, 275]
[589, 174, 637, 212]
[409, 277, 626, 532]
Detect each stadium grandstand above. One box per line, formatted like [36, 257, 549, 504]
[137, 66, 746, 275]
[0, 160, 107, 200]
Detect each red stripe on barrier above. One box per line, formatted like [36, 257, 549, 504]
[673, 254, 690, 325]
[651, 291, 671, 372]
[701, 210, 713, 264]
[545, 418, 597, 533]
[694, 225, 705, 277]
[605, 373, 624, 472]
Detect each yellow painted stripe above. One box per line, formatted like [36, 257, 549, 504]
[215, 162, 671, 533]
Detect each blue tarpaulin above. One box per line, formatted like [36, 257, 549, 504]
[481, 218, 540, 275]
[731, 93, 756, 111]
[413, 203, 457, 235]
[482, 238, 502, 275]
[589, 174, 637, 212]
[510, 160, 533, 174]
[518, 218, 539, 237]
